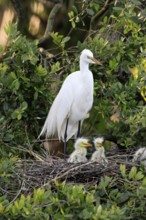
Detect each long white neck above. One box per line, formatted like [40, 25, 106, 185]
[80, 60, 89, 73]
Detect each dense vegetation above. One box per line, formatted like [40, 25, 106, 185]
[0, 158, 146, 219]
[0, 0, 146, 219]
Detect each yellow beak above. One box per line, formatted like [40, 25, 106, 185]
[82, 142, 92, 148]
[88, 56, 102, 65]
[96, 143, 103, 147]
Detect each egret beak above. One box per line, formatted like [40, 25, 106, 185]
[82, 142, 92, 148]
[88, 56, 102, 65]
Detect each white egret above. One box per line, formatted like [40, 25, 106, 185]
[38, 49, 101, 157]
[67, 137, 92, 163]
[91, 137, 108, 164]
[132, 147, 146, 168]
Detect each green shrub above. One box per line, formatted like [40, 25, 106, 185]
[0, 165, 146, 219]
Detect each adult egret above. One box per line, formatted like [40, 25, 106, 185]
[91, 137, 108, 164]
[132, 147, 146, 168]
[38, 49, 101, 157]
[67, 137, 92, 163]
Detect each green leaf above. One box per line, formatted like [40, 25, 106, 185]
[86, 193, 95, 203]
[10, 72, 17, 80]
[128, 166, 137, 180]
[68, 11, 74, 19]
[86, 9, 94, 16]
[21, 101, 28, 111]
[17, 113, 22, 120]
[71, 20, 76, 29]
[142, 177, 146, 186]
[61, 36, 71, 44]
[113, 7, 123, 11]
[135, 171, 144, 181]
[11, 79, 20, 90]
[51, 61, 60, 73]
[3, 133, 14, 142]
[36, 65, 47, 76]
[131, 0, 142, 5]
[120, 164, 126, 178]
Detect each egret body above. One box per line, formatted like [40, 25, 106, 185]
[67, 138, 92, 163]
[91, 137, 108, 164]
[38, 49, 101, 157]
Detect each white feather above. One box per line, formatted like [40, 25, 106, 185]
[91, 137, 108, 164]
[67, 138, 89, 163]
[132, 147, 146, 168]
[38, 49, 99, 141]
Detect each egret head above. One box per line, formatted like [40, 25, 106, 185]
[93, 137, 104, 150]
[74, 137, 92, 150]
[80, 49, 102, 65]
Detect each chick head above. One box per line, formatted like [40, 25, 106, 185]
[93, 137, 104, 150]
[74, 138, 92, 150]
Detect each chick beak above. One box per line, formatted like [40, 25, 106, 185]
[83, 142, 92, 148]
[97, 143, 103, 148]
[88, 56, 102, 65]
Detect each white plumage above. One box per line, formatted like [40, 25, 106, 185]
[38, 49, 101, 143]
[132, 147, 146, 168]
[67, 138, 92, 163]
[91, 137, 108, 164]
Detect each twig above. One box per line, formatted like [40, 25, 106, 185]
[34, 137, 76, 143]
[8, 180, 25, 205]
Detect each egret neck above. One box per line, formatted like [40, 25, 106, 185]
[80, 60, 90, 73]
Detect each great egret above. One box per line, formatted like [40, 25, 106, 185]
[132, 147, 146, 168]
[67, 137, 92, 163]
[38, 49, 101, 157]
[91, 137, 108, 164]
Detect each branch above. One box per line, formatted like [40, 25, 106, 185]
[10, 0, 29, 34]
[90, 0, 113, 31]
[39, 2, 63, 46]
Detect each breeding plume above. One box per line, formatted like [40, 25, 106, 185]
[38, 49, 101, 156]
[67, 138, 92, 163]
[91, 137, 108, 164]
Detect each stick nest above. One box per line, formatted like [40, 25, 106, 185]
[1, 149, 140, 200]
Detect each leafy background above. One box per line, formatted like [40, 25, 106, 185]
[0, 0, 146, 218]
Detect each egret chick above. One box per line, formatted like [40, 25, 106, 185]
[91, 137, 108, 164]
[38, 49, 102, 157]
[67, 138, 92, 163]
[132, 147, 146, 168]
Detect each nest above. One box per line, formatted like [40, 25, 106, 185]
[1, 149, 140, 201]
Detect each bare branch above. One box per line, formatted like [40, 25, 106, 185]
[39, 2, 63, 46]
[90, 0, 113, 31]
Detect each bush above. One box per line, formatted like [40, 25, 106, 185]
[0, 164, 146, 219]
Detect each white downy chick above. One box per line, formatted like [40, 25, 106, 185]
[91, 137, 108, 164]
[67, 138, 92, 163]
[132, 147, 146, 168]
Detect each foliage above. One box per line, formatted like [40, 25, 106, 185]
[0, 162, 146, 219]
[0, 24, 56, 155]
[0, 1, 146, 219]
[75, 0, 146, 147]
[0, 1, 145, 157]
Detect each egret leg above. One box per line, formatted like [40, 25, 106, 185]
[64, 118, 69, 160]
[76, 120, 81, 138]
